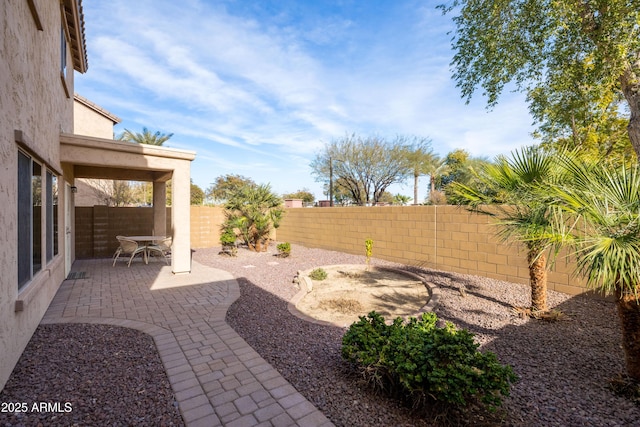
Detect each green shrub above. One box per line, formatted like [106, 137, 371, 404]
[309, 268, 328, 281]
[342, 311, 517, 411]
[220, 227, 237, 246]
[219, 225, 238, 256]
[276, 242, 291, 257]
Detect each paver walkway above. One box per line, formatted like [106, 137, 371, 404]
[42, 258, 334, 427]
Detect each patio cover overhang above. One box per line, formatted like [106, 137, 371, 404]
[60, 133, 196, 274]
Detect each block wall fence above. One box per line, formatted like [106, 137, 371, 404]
[75, 206, 224, 258]
[277, 205, 589, 296]
[75, 205, 588, 295]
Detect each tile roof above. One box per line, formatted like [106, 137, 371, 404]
[63, 0, 88, 73]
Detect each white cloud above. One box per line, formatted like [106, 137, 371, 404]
[76, 0, 537, 197]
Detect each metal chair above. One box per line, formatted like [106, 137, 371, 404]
[112, 236, 147, 267]
[146, 236, 172, 265]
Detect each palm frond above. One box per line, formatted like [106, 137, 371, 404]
[552, 155, 640, 296]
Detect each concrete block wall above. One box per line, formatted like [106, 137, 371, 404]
[75, 206, 172, 258]
[74, 205, 588, 295]
[75, 206, 223, 258]
[277, 205, 588, 295]
[190, 206, 225, 249]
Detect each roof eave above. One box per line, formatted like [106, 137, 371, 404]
[63, 0, 88, 73]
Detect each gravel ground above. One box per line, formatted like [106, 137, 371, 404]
[194, 243, 640, 427]
[0, 323, 184, 427]
[2, 244, 638, 427]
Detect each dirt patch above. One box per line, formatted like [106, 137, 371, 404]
[294, 265, 430, 327]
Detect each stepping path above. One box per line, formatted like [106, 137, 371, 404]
[42, 259, 334, 427]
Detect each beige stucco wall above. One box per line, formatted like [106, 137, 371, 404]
[73, 101, 116, 139]
[0, 1, 76, 389]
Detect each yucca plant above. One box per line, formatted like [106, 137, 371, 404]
[451, 146, 565, 312]
[550, 155, 640, 380]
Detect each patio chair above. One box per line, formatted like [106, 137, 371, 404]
[112, 236, 147, 267]
[146, 236, 172, 265]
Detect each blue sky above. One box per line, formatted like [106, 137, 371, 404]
[75, 0, 537, 202]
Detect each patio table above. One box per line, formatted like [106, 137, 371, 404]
[126, 235, 167, 264]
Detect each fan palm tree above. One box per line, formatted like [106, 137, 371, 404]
[451, 146, 563, 312]
[550, 156, 640, 380]
[223, 184, 284, 252]
[118, 127, 173, 146]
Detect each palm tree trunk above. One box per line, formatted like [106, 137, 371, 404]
[430, 175, 436, 203]
[615, 289, 640, 381]
[527, 251, 547, 312]
[413, 173, 419, 205]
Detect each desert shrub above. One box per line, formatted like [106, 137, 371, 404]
[219, 226, 238, 256]
[276, 242, 291, 257]
[309, 268, 328, 281]
[342, 311, 517, 411]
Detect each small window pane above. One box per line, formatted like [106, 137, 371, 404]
[18, 152, 31, 289]
[32, 161, 42, 275]
[46, 171, 53, 262]
[53, 175, 59, 256]
[60, 26, 67, 76]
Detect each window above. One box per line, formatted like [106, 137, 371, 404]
[32, 161, 42, 275]
[46, 171, 59, 261]
[59, 24, 70, 97]
[17, 152, 31, 288]
[60, 25, 67, 77]
[18, 151, 57, 290]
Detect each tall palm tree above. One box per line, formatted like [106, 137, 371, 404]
[551, 156, 640, 380]
[403, 137, 436, 205]
[118, 127, 173, 146]
[451, 146, 563, 312]
[425, 157, 448, 204]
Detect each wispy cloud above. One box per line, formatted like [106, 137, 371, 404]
[76, 0, 536, 197]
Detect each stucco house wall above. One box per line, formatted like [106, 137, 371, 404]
[0, 0, 87, 389]
[72, 94, 122, 207]
[73, 93, 121, 139]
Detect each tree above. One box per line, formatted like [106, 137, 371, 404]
[402, 136, 436, 205]
[310, 134, 410, 205]
[208, 174, 256, 204]
[223, 184, 284, 252]
[190, 181, 204, 205]
[441, 0, 640, 157]
[438, 149, 492, 204]
[282, 189, 315, 204]
[392, 194, 412, 205]
[550, 155, 640, 381]
[534, 91, 635, 163]
[451, 146, 563, 312]
[424, 157, 449, 204]
[117, 127, 174, 146]
[323, 177, 355, 206]
[85, 179, 133, 207]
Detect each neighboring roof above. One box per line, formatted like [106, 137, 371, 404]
[74, 93, 122, 124]
[62, 0, 88, 73]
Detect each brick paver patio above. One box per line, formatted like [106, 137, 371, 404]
[42, 258, 333, 427]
